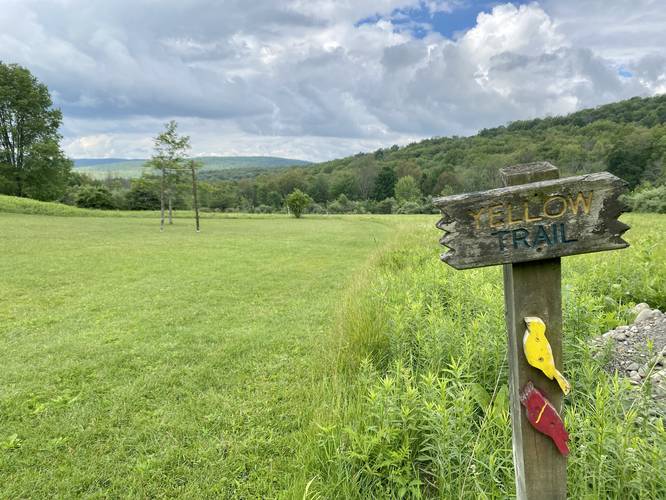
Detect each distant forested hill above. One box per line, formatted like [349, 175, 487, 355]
[300, 94, 666, 194]
[209, 94, 665, 213]
[73, 156, 311, 179]
[68, 94, 666, 213]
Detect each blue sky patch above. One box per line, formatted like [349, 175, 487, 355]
[356, 1, 533, 39]
[618, 66, 634, 78]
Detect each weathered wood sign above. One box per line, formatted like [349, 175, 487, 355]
[434, 169, 629, 269]
[433, 162, 630, 500]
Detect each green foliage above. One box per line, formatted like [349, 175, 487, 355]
[395, 175, 422, 203]
[624, 184, 666, 213]
[607, 130, 656, 188]
[309, 174, 330, 203]
[74, 185, 115, 209]
[204, 181, 241, 210]
[285, 188, 312, 218]
[151, 120, 191, 175]
[374, 197, 396, 214]
[328, 193, 355, 214]
[126, 178, 161, 210]
[297, 214, 666, 499]
[277, 169, 308, 196]
[374, 166, 397, 201]
[395, 201, 423, 214]
[331, 171, 360, 199]
[0, 62, 71, 200]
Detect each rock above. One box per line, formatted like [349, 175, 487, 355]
[630, 303, 651, 316]
[642, 365, 659, 376]
[635, 309, 659, 323]
[590, 312, 666, 415]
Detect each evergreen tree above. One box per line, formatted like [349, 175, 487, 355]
[373, 166, 396, 201]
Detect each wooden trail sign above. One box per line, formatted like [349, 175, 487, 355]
[433, 162, 629, 500]
[433, 167, 629, 270]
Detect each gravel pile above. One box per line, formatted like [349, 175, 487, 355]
[589, 303, 666, 418]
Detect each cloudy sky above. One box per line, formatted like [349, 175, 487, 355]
[1, 1, 665, 161]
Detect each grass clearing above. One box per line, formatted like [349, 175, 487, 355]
[0, 212, 407, 497]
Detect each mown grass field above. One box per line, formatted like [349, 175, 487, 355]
[1, 200, 665, 499]
[0, 208, 412, 497]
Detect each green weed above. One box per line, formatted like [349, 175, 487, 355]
[298, 214, 666, 499]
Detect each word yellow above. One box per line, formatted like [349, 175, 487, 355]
[470, 191, 593, 230]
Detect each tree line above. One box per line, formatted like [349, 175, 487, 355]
[2, 61, 666, 215]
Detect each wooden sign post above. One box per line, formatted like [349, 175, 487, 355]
[433, 162, 629, 500]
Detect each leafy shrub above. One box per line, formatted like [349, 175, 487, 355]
[328, 194, 355, 213]
[624, 184, 666, 213]
[308, 203, 326, 214]
[126, 179, 160, 210]
[74, 186, 115, 209]
[373, 197, 395, 214]
[395, 201, 422, 214]
[395, 175, 422, 203]
[253, 204, 274, 213]
[286, 188, 312, 218]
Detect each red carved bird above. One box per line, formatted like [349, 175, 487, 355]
[520, 382, 569, 456]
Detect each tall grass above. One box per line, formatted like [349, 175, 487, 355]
[296, 214, 666, 499]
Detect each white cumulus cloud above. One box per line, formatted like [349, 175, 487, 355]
[0, 0, 663, 160]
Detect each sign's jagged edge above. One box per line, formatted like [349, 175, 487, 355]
[599, 177, 631, 247]
[435, 208, 456, 264]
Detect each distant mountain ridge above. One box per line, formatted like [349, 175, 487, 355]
[73, 156, 312, 179]
[74, 158, 145, 167]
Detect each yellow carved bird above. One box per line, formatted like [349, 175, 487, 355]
[523, 317, 570, 395]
